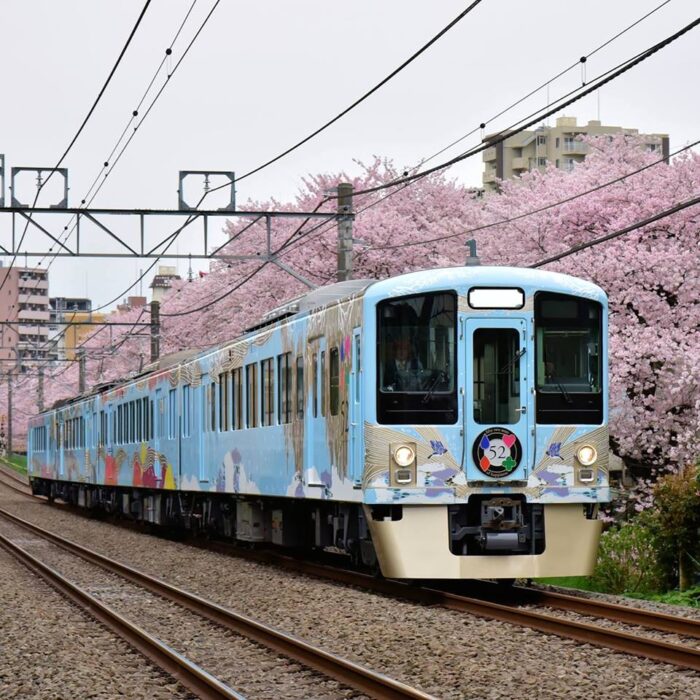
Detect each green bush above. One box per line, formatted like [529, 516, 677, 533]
[592, 513, 665, 595]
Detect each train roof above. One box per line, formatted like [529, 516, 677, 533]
[363, 266, 607, 304]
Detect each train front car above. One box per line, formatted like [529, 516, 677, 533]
[361, 267, 608, 579]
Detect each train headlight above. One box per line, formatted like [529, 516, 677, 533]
[393, 445, 416, 467]
[576, 444, 597, 466]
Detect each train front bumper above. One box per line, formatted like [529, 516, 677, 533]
[365, 503, 602, 579]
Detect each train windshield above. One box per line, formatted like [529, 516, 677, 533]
[535, 293, 603, 424]
[377, 291, 457, 424]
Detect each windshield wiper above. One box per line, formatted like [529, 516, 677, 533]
[421, 370, 448, 404]
[551, 377, 574, 404]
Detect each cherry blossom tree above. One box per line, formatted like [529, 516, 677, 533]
[7, 139, 700, 472]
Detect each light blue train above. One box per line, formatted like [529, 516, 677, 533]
[28, 266, 609, 579]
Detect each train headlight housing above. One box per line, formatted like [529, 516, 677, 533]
[393, 444, 416, 468]
[576, 444, 597, 466]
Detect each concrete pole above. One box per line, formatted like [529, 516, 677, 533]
[336, 183, 354, 282]
[150, 300, 160, 363]
[7, 373, 12, 457]
[78, 349, 86, 394]
[38, 366, 44, 411]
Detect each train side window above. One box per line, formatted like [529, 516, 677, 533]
[183, 385, 191, 437]
[312, 353, 318, 417]
[296, 356, 304, 419]
[219, 371, 229, 432]
[232, 368, 243, 430]
[209, 382, 216, 432]
[277, 352, 291, 424]
[261, 358, 274, 426]
[320, 350, 326, 417]
[329, 347, 340, 416]
[130, 401, 136, 443]
[169, 389, 177, 439]
[246, 363, 258, 428]
[149, 399, 154, 441]
[355, 335, 361, 403]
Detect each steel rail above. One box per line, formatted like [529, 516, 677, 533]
[513, 585, 700, 640]
[0, 507, 435, 700]
[0, 530, 244, 700]
[196, 542, 700, 672]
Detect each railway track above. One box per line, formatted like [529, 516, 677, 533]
[0, 465, 33, 497]
[0, 506, 435, 700]
[3, 483, 700, 674]
[199, 541, 700, 672]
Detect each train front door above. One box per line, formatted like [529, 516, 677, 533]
[465, 318, 531, 482]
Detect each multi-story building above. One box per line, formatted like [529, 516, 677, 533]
[48, 297, 93, 362]
[482, 116, 669, 191]
[0, 265, 51, 367]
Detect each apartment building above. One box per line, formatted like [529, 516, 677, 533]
[0, 265, 50, 366]
[482, 116, 669, 191]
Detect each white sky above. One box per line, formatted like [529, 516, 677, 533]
[1, 0, 697, 309]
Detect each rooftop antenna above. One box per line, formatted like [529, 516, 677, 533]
[465, 239, 480, 266]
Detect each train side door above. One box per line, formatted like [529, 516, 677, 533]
[305, 337, 328, 490]
[465, 318, 531, 482]
[349, 328, 363, 483]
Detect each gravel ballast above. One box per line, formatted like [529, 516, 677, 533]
[2, 484, 700, 699]
[0, 545, 192, 699]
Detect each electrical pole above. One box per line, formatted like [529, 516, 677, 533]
[78, 349, 86, 394]
[150, 300, 160, 363]
[336, 182, 354, 282]
[38, 366, 44, 411]
[7, 372, 12, 457]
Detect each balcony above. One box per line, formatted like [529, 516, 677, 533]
[561, 141, 588, 155]
[511, 157, 529, 171]
[482, 170, 497, 184]
[482, 147, 497, 162]
[18, 276, 48, 289]
[18, 309, 50, 322]
[18, 324, 48, 336]
[18, 294, 48, 305]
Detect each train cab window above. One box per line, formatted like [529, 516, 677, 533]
[277, 353, 292, 424]
[246, 363, 258, 428]
[295, 356, 304, 419]
[377, 291, 457, 425]
[473, 329, 520, 424]
[329, 347, 340, 416]
[535, 292, 603, 424]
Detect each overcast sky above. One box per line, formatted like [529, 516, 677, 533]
[1, 0, 697, 309]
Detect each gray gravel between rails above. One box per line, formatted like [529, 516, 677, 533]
[0, 517, 363, 700]
[0, 545, 193, 700]
[2, 485, 700, 699]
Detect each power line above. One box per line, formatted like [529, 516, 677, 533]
[530, 194, 700, 268]
[227, 0, 485, 185]
[365, 138, 700, 252]
[342, 16, 700, 201]
[0, 0, 154, 297]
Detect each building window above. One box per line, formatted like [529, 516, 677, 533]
[261, 358, 275, 426]
[538, 157, 546, 167]
[537, 134, 546, 145]
[246, 363, 258, 428]
[555, 137, 560, 148]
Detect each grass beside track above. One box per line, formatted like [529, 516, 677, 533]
[538, 576, 700, 608]
[0, 454, 27, 476]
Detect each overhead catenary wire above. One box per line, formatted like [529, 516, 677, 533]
[0, 0, 154, 298]
[530, 194, 700, 268]
[16, 1, 221, 362]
